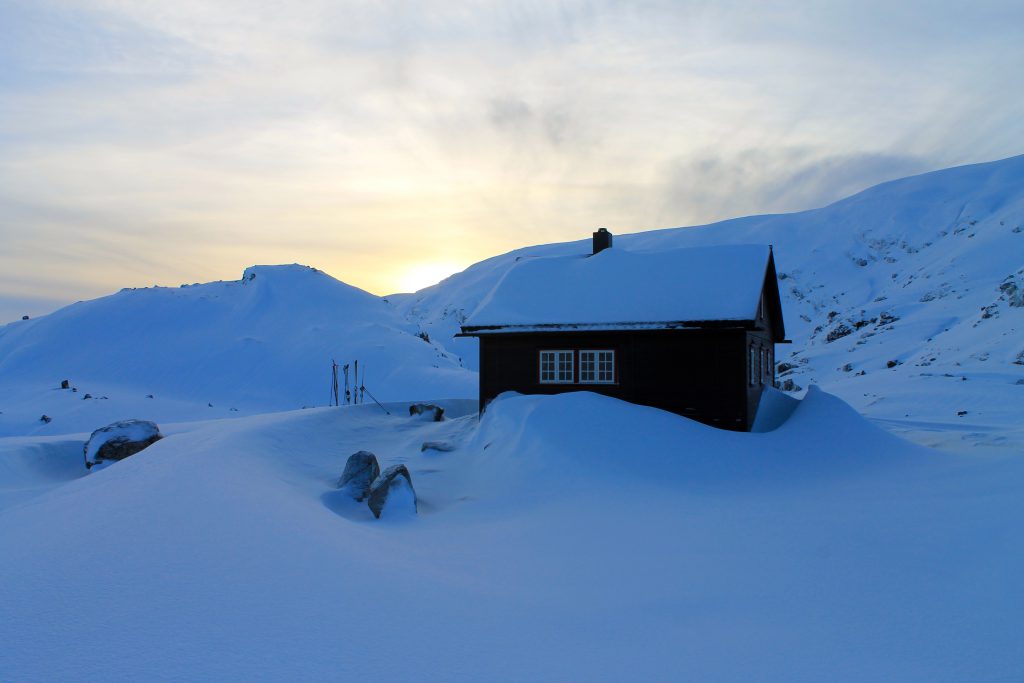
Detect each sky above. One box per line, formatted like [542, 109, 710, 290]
[1, 0, 1022, 322]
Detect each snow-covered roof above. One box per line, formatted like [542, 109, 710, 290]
[463, 244, 773, 332]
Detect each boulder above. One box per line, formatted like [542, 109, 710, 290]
[779, 379, 803, 392]
[367, 465, 417, 519]
[84, 419, 162, 468]
[337, 450, 380, 501]
[409, 403, 445, 421]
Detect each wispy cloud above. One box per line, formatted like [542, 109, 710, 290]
[1, 0, 1021, 319]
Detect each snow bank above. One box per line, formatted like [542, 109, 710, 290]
[466, 386, 931, 502]
[0, 436, 86, 511]
[750, 386, 800, 432]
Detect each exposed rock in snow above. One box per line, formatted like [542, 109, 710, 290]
[826, 323, 853, 343]
[84, 420, 162, 468]
[878, 311, 900, 325]
[421, 441, 455, 452]
[779, 379, 803, 392]
[337, 450, 380, 501]
[999, 277, 1024, 307]
[367, 464, 417, 519]
[409, 403, 445, 421]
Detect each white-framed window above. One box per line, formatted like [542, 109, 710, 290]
[760, 346, 767, 385]
[539, 350, 574, 383]
[579, 350, 615, 383]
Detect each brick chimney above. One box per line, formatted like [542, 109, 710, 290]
[592, 227, 613, 255]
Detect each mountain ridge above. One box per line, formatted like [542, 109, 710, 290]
[2, 155, 1022, 448]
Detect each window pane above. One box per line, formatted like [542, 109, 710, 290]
[580, 351, 594, 382]
[540, 351, 555, 382]
[598, 350, 613, 382]
[557, 351, 573, 382]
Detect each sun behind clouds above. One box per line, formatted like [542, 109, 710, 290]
[396, 261, 465, 294]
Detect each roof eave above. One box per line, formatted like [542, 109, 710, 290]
[458, 319, 759, 336]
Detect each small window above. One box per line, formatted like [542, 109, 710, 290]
[749, 343, 757, 386]
[760, 347, 767, 385]
[580, 350, 615, 383]
[539, 350, 574, 383]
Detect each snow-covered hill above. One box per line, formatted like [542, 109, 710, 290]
[395, 155, 1024, 452]
[2, 156, 1021, 449]
[0, 265, 473, 436]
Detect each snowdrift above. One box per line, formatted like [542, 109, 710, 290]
[464, 387, 934, 501]
[1, 388, 1020, 681]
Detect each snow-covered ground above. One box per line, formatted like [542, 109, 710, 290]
[3, 151, 1023, 678]
[0, 389, 1021, 681]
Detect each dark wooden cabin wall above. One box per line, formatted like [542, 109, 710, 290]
[479, 328, 752, 430]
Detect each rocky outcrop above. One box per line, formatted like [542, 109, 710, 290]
[367, 465, 417, 519]
[826, 323, 853, 343]
[84, 420, 162, 468]
[338, 451, 380, 501]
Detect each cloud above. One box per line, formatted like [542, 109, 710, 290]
[656, 149, 934, 225]
[0, 0, 1022, 312]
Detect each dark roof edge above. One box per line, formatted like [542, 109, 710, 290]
[763, 249, 787, 340]
[457, 319, 758, 336]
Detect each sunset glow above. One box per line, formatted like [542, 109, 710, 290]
[395, 262, 467, 295]
[1, 1, 1022, 322]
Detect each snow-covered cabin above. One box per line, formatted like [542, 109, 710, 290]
[459, 231, 788, 430]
